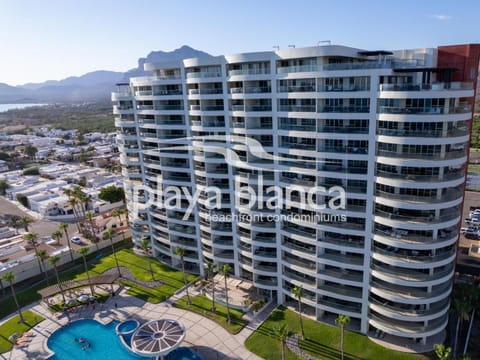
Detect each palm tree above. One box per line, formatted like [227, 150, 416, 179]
[336, 314, 350, 360]
[91, 236, 100, 251]
[292, 285, 305, 340]
[35, 249, 49, 285]
[272, 323, 289, 360]
[452, 284, 474, 356]
[51, 230, 63, 246]
[77, 247, 94, 296]
[206, 262, 217, 312]
[2, 271, 24, 323]
[139, 239, 155, 281]
[48, 255, 66, 304]
[67, 197, 81, 233]
[220, 263, 232, 323]
[434, 344, 452, 360]
[20, 216, 34, 232]
[85, 211, 96, 238]
[59, 223, 74, 262]
[8, 215, 21, 235]
[112, 208, 126, 241]
[175, 247, 191, 305]
[25, 232, 42, 273]
[103, 228, 121, 276]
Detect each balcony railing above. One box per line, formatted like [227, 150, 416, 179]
[318, 106, 370, 113]
[378, 105, 471, 114]
[228, 68, 270, 76]
[377, 127, 468, 138]
[376, 149, 466, 160]
[379, 82, 473, 91]
[278, 105, 316, 112]
[186, 71, 222, 79]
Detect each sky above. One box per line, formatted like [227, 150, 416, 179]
[1, 0, 479, 86]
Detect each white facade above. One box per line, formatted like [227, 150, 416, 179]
[113, 45, 477, 347]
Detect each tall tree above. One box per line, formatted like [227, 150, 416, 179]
[59, 223, 74, 262]
[452, 284, 474, 357]
[220, 263, 232, 323]
[292, 285, 305, 340]
[272, 323, 289, 360]
[8, 215, 21, 235]
[25, 232, 42, 273]
[103, 228, 121, 276]
[48, 255, 66, 304]
[20, 216, 34, 232]
[2, 272, 24, 323]
[175, 247, 191, 305]
[85, 211, 96, 238]
[77, 247, 94, 296]
[139, 238, 155, 281]
[35, 249, 49, 285]
[51, 230, 63, 246]
[335, 314, 351, 360]
[206, 262, 217, 312]
[112, 208, 126, 242]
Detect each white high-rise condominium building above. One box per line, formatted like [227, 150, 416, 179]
[113, 44, 480, 348]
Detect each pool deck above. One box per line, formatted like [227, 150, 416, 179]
[1, 285, 268, 360]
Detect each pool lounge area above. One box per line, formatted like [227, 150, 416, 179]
[6, 285, 262, 360]
[47, 318, 201, 360]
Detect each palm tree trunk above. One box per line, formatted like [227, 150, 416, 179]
[211, 280, 216, 312]
[298, 302, 304, 340]
[83, 257, 94, 296]
[110, 237, 121, 277]
[10, 282, 25, 323]
[454, 317, 461, 356]
[224, 277, 231, 323]
[54, 266, 66, 303]
[281, 339, 285, 360]
[182, 260, 191, 304]
[149, 260, 154, 281]
[341, 326, 344, 360]
[63, 228, 74, 262]
[41, 259, 50, 285]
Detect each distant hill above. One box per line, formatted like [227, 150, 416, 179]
[1, 46, 212, 104]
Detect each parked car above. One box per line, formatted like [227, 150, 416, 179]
[70, 236, 82, 244]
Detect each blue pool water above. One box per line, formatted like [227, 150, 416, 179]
[166, 347, 203, 360]
[48, 319, 202, 360]
[48, 319, 150, 360]
[117, 320, 138, 333]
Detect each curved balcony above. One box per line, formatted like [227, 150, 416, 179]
[369, 297, 450, 322]
[371, 246, 456, 269]
[375, 169, 465, 185]
[371, 263, 454, 287]
[369, 312, 448, 338]
[374, 208, 460, 229]
[372, 227, 458, 249]
[377, 127, 469, 138]
[317, 298, 362, 316]
[317, 283, 363, 302]
[374, 188, 462, 207]
[317, 268, 363, 286]
[370, 280, 451, 305]
[376, 149, 466, 161]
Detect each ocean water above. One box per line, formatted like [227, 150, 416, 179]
[0, 103, 46, 112]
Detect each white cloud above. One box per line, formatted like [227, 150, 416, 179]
[430, 14, 452, 21]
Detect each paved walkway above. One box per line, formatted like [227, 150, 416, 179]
[1, 285, 269, 360]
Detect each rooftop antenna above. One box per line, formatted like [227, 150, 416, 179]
[288, 45, 295, 48]
[317, 40, 331, 46]
[273, 45, 280, 50]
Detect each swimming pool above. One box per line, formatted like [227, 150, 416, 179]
[48, 319, 202, 360]
[47, 319, 151, 360]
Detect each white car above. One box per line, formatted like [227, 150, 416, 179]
[70, 236, 82, 244]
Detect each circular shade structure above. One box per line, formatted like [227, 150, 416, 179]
[131, 319, 186, 358]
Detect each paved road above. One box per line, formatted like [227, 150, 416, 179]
[0, 196, 78, 248]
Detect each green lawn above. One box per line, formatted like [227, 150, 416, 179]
[74, 249, 197, 303]
[468, 163, 480, 174]
[0, 247, 195, 318]
[174, 294, 247, 334]
[245, 307, 432, 360]
[0, 310, 44, 353]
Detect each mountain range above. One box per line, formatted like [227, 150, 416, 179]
[0, 46, 213, 103]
